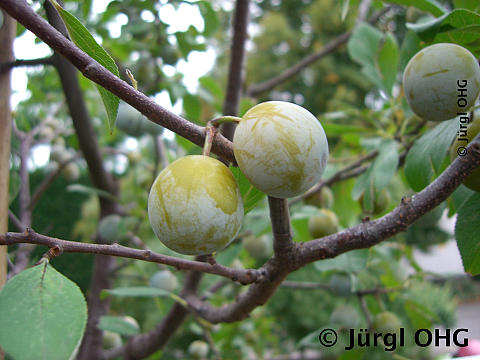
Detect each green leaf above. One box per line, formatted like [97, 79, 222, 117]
[183, 93, 202, 124]
[341, 0, 350, 21]
[49, 0, 119, 132]
[407, 9, 480, 54]
[348, 24, 400, 94]
[455, 193, 480, 275]
[404, 120, 458, 191]
[98, 316, 140, 336]
[0, 262, 87, 360]
[404, 299, 438, 329]
[398, 30, 422, 72]
[377, 33, 399, 96]
[197, 1, 219, 37]
[102, 286, 169, 298]
[67, 184, 117, 201]
[447, 185, 475, 216]
[386, 0, 447, 17]
[199, 76, 224, 100]
[348, 23, 383, 89]
[352, 139, 399, 208]
[454, 0, 480, 11]
[314, 249, 369, 274]
[230, 166, 266, 214]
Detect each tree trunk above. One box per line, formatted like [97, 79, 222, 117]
[0, 8, 16, 360]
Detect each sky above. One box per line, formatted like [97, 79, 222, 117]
[12, 0, 217, 111]
[12, 0, 218, 166]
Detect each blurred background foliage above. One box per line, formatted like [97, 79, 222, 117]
[7, 0, 480, 359]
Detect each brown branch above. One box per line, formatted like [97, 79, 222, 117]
[246, 6, 393, 97]
[220, 0, 250, 141]
[0, 229, 261, 284]
[0, 0, 235, 164]
[0, 55, 54, 73]
[268, 197, 294, 257]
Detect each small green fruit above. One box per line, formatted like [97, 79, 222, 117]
[148, 155, 244, 255]
[102, 331, 122, 349]
[62, 163, 80, 182]
[308, 209, 339, 238]
[328, 273, 352, 297]
[188, 340, 209, 359]
[372, 311, 402, 333]
[149, 270, 178, 292]
[450, 118, 480, 191]
[233, 101, 329, 198]
[359, 188, 391, 215]
[243, 234, 272, 259]
[98, 215, 123, 243]
[304, 187, 334, 208]
[403, 43, 480, 121]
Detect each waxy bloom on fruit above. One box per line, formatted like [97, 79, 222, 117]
[403, 43, 480, 121]
[148, 155, 243, 255]
[233, 101, 329, 198]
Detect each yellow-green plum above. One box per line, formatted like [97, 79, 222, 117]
[450, 118, 480, 191]
[359, 188, 391, 215]
[102, 331, 122, 349]
[243, 234, 272, 259]
[372, 311, 402, 334]
[148, 155, 244, 255]
[308, 209, 339, 238]
[233, 101, 329, 198]
[188, 340, 209, 359]
[403, 43, 480, 121]
[304, 186, 334, 208]
[149, 270, 178, 292]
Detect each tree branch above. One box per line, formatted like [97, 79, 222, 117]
[0, 55, 54, 73]
[220, 0, 250, 141]
[246, 6, 392, 97]
[0, 229, 261, 284]
[0, 0, 235, 164]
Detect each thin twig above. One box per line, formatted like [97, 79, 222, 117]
[0, 229, 262, 285]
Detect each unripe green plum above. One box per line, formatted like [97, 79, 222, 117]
[188, 340, 209, 359]
[450, 118, 480, 191]
[359, 188, 391, 215]
[304, 186, 334, 208]
[233, 101, 329, 198]
[98, 214, 123, 243]
[149, 270, 178, 292]
[122, 315, 140, 332]
[148, 155, 244, 255]
[308, 209, 339, 238]
[102, 331, 122, 349]
[330, 305, 359, 328]
[372, 311, 402, 333]
[49, 144, 67, 163]
[403, 43, 480, 121]
[62, 163, 80, 182]
[243, 234, 272, 259]
[116, 102, 163, 137]
[328, 273, 352, 297]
